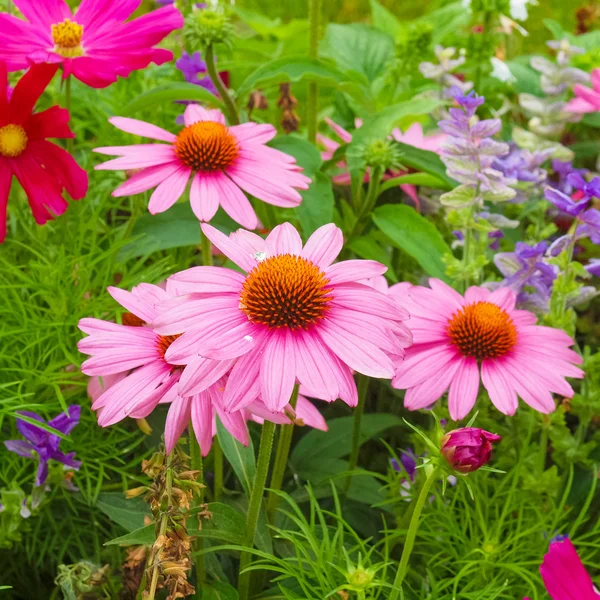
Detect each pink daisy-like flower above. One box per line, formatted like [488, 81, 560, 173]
[564, 69, 600, 114]
[391, 279, 584, 421]
[152, 222, 412, 413]
[94, 105, 310, 230]
[0, 0, 183, 88]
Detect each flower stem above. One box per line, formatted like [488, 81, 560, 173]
[307, 0, 321, 143]
[205, 44, 239, 125]
[344, 375, 369, 495]
[189, 428, 205, 590]
[389, 466, 439, 600]
[266, 384, 300, 521]
[238, 420, 276, 600]
[349, 167, 382, 239]
[213, 437, 223, 501]
[147, 452, 175, 600]
[64, 75, 74, 155]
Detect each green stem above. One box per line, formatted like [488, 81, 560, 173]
[238, 420, 276, 600]
[147, 452, 175, 600]
[189, 428, 205, 591]
[65, 76, 74, 155]
[213, 438, 223, 501]
[389, 466, 439, 600]
[266, 384, 300, 521]
[205, 44, 239, 125]
[307, 0, 321, 143]
[201, 225, 213, 267]
[344, 375, 369, 494]
[349, 167, 382, 239]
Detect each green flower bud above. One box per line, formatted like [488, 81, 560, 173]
[359, 139, 402, 172]
[184, 6, 233, 50]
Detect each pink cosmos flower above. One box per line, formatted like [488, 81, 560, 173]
[95, 105, 310, 230]
[318, 119, 447, 209]
[391, 279, 584, 421]
[152, 222, 412, 413]
[524, 536, 600, 600]
[565, 69, 600, 114]
[0, 0, 183, 88]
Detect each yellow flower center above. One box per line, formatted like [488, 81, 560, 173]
[174, 121, 239, 172]
[447, 301, 517, 360]
[51, 18, 84, 58]
[239, 254, 333, 330]
[0, 124, 28, 158]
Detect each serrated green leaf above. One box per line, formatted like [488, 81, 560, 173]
[125, 83, 224, 115]
[372, 204, 451, 280]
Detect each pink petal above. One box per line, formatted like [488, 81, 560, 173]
[316, 320, 394, 378]
[481, 359, 519, 416]
[201, 223, 258, 272]
[403, 358, 461, 411]
[302, 223, 343, 268]
[260, 331, 297, 412]
[108, 285, 156, 322]
[189, 172, 219, 222]
[148, 166, 190, 214]
[214, 173, 258, 229]
[13, 0, 70, 27]
[447, 357, 480, 420]
[295, 396, 327, 431]
[191, 392, 215, 457]
[489, 287, 516, 311]
[223, 350, 262, 412]
[325, 260, 387, 284]
[95, 146, 178, 171]
[230, 122, 276, 144]
[179, 356, 235, 396]
[113, 163, 183, 197]
[294, 333, 339, 401]
[332, 283, 409, 321]
[464, 286, 491, 304]
[266, 222, 303, 255]
[214, 402, 249, 446]
[393, 344, 457, 389]
[168, 266, 245, 294]
[183, 104, 225, 126]
[428, 278, 464, 310]
[108, 116, 176, 142]
[164, 395, 192, 454]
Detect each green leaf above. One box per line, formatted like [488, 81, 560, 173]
[417, 2, 471, 45]
[291, 414, 402, 471]
[392, 141, 455, 187]
[269, 136, 334, 236]
[105, 525, 154, 546]
[440, 184, 478, 208]
[6, 412, 68, 440]
[118, 204, 236, 260]
[237, 56, 346, 98]
[369, 0, 404, 39]
[372, 203, 451, 280]
[96, 492, 149, 532]
[321, 23, 394, 83]
[583, 113, 600, 129]
[512, 127, 574, 162]
[347, 235, 398, 282]
[193, 503, 246, 545]
[217, 420, 256, 497]
[200, 582, 239, 600]
[380, 172, 448, 193]
[125, 83, 225, 115]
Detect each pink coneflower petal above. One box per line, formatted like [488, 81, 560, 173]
[168, 267, 245, 294]
[223, 349, 262, 412]
[191, 392, 214, 456]
[95, 146, 177, 170]
[190, 172, 219, 222]
[214, 400, 249, 446]
[113, 163, 183, 197]
[481, 360, 518, 415]
[332, 284, 408, 321]
[260, 332, 296, 412]
[294, 333, 339, 402]
[213, 171, 258, 230]
[301, 223, 343, 268]
[107, 285, 157, 322]
[179, 356, 235, 396]
[165, 395, 192, 454]
[201, 223, 257, 272]
[183, 103, 225, 126]
[447, 357, 480, 420]
[148, 166, 190, 214]
[109, 117, 177, 142]
[266, 222, 303, 255]
[404, 357, 461, 410]
[229, 122, 276, 144]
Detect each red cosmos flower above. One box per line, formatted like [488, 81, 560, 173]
[0, 62, 87, 242]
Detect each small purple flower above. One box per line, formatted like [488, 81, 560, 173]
[544, 188, 589, 217]
[449, 87, 485, 116]
[176, 51, 218, 95]
[551, 160, 587, 194]
[5, 406, 81, 487]
[585, 259, 600, 277]
[488, 230, 503, 250]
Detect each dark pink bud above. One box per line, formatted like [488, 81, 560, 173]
[440, 427, 501, 473]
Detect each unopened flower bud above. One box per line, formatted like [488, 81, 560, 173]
[360, 139, 402, 171]
[184, 6, 233, 50]
[441, 427, 501, 473]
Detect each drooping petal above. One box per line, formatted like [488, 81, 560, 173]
[164, 395, 192, 454]
[447, 358, 480, 421]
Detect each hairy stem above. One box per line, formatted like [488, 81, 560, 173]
[205, 44, 239, 125]
[238, 420, 276, 600]
[307, 0, 321, 143]
[389, 466, 439, 600]
[267, 384, 300, 520]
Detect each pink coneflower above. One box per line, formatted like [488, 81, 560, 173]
[391, 279, 584, 420]
[78, 282, 185, 426]
[0, 0, 183, 88]
[318, 119, 447, 209]
[95, 105, 310, 230]
[153, 222, 412, 413]
[0, 62, 87, 242]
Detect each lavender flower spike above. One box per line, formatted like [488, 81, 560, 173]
[439, 90, 516, 208]
[5, 406, 82, 487]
